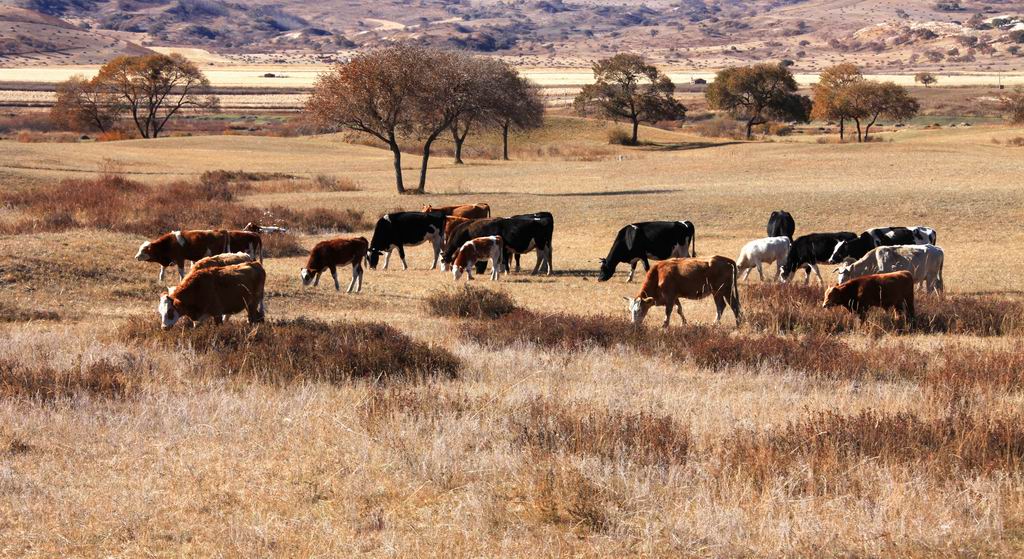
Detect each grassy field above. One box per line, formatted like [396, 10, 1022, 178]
[1, 117, 1024, 556]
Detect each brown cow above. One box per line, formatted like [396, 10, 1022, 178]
[158, 261, 266, 329]
[422, 203, 491, 219]
[300, 236, 369, 293]
[452, 235, 504, 281]
[444, 216, 473, 243]
[224, 229, 263, 262]
[625, 256, 741, 327]
[823, 270, 915, 322]
[135, 229, 230, 282]
[190, 252, 253, 273]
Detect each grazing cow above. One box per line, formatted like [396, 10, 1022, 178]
[243, 222, 288, 235]
[736, 236, 791, 282]
[158, 261, 266, 329]
[836, 244, 944, 294]
[421, 203, 491, 219]
[366, 212, 446, 270]
[190, 252, 254, 273]
[780, 232, 858, 284]
[823, 270, 915, 322]
[598, 221, 697, 282]
[452, 236, 504, 281]
[300, 236, 368, 293]
[625, 256, 741, 327]
[767, 210, 796, 239]
[828, 226, 937, 263]
[441, 213, 554, 275]
[444, 216, 474, 243]
[135, 229, 230, 282]
[226, 230, 263, 262]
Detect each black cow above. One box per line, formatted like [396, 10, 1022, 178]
[780, 232, 857, 284]
[442, 213, 554, 275]
[366, 212, 446, 270]
[827, 226, 937, 263]
[597, 221, 696, 282]
[767, 211, 795, 239]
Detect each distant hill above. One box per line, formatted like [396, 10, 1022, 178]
[0, 5, 151, 65]
[3, 0, 1024, 71]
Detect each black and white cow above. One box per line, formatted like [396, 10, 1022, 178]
[780, 232, 858, 284]
[827, 226, 936, 263]
[767, 210, 795, 239]
[366, 212, 446, 270]
[442, 213, 554, 275]
[597, 221, 696, 282]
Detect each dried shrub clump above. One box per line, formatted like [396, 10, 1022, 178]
[0, 358, 134, 401]
[743, 283, 856, 334]
[425, 285, 517, 319]
[462, 308, 665, 350]
[120, 317, 460, 383]
[915, 295, 1024, 336]
[0, 300, 60, 322]
[260, 233, 307, 258]
[512, 397, 691, 467]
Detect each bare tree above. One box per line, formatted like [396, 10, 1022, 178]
[706, 63, 810, 140]
[51, 75, 121, 133]
[95, 54, 217, 139]
[306, 44, 428, 194]
[811, 63, 863, 141]
[448, 57, 504, 165]
[845, 81, 919, 141]
[573, 53, 685, 145]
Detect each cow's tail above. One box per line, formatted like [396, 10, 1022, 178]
[689, 222, 697, 257]
[731, 259, 741, 317]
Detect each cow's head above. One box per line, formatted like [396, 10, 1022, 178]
[624, 296, 656, 324]
[822, 286, 842, 309]
[299, 267, 318, 286]
[158, 289, 183, 330]
[827, 240, 850, 264]
[597, 258, 614, 282]
[778, 248, 801, 282]
[452, 265, 466, 281]
[134, 241, 154, 262]
[366, 248, 384, 269]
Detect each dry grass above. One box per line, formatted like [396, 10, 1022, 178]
[425, 285, 518, 319]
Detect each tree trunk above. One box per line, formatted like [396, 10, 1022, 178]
[502, 122, 510, 161]
[863, 114, 879, 142]
[839, 118, 845, 141]
[630, 118, 639, 145]
[854, 118, 862, 142]
[451, 126, 465, 165]
[417, 136, 439, 194]
[746, 117, 756, 140]
[389, 140, 405, 194]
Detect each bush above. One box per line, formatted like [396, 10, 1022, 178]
[120, 317, 460, 384]
[606, 127, 634, 145]
[0, 300, 60, 322]
[463, 308, 662, 350]
[425, 285, 518, 319]
[690, 118, 745, 139]
[0, 358, 134, 401]
[260, 233, 307, 258]
[314, 174, 360, 192]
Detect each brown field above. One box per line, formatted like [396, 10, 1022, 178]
[1, 116, 1024, 556]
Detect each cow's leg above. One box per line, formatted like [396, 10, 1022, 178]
[531, 250, 543, 275]
[803, 266, 811, 285]
[545, 245, 553, 275]
[213, 315, 224, 325]
[430, 237, 441, 270]
[627, 261, 638, 283]
[346, 263, 358, 293]
[177, 262, 186, 280]
[714, 295, 726, 323]
[466, 264, 474, 281]
[756, 262, 765, 282]
[397, 246, 408, 270]
[330, 266, 340, 291]
[811, 264, 824, 284]
[663, 301, 674, 328]
[382, 248, 393, 270]
[740, 266, 752, 282]
[313, 272, 321, 287]
[676, 301, 685, 321]
[158, 266, 166, 283]
[641, 257, 651, 272]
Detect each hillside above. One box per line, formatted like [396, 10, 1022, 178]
[0, 5, 151, 64]
[2, 0, 1024, 71]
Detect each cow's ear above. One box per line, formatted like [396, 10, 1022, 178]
[642, 297, 655, 304]
[622, 296, 632, 302]
[624, 226, 638, 251]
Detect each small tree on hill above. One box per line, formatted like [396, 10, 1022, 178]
[51, 75, 121, 133]
[706, 63, 811, 140]
[573, 53, 686, 145]
[811, 63, 864, 140]
[845, 81, 920, 141]
[1001, 86, 1024, 124]
[914, 72, 938, 87]
[95, 54, 217, 139]
[489, 65, 544, 161]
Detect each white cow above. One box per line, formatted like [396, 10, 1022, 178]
[736, 236, 791, 282]
[836, 244, 944, 294]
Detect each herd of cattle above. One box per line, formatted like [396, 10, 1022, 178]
[133, 206, 945, 330]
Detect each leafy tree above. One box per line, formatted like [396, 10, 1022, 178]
[573, 53, 685, 145]
[811, 63, 863, 140]
[845, 81, 920, 141]
[706, 63, 810, 140]
[50, 74, 121, 133]
[1001, 86, 1024, 124]
[95, 54, 217, 139]
[914, 72, 937, 87]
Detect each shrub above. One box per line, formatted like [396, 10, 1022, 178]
[462, 309, 665, 350]
[261, 233, 307, 258]
[606, 127, 633, 145]
[0, 358, 133, 401]
[314, 174, 360, 191]
[120, 317, 460, 383]
[425, 285, 518, 319]
[0, 300, 60, 322]
[690, 118, 745, 139]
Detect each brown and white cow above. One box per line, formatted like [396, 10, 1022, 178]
[422, 203, 491, 219]
[225, 229, 263, 262]
[452, 235, 504, 281]
[625, 256, 741, 327]
[300, 236, 368, 293]
[823, 270, 915, 322]
[135, 229, 230, 282]
[190, 252, 253, 273]
[158, 261, 266, 329]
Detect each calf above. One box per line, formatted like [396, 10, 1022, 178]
[780, 232, 857, 284]
[823, 270, 915, 322]
[422, 203, 491, 219]
[226, 230, 263, 262]
[135, 229, 230, 282]
[442, 212, 554, 275]
[736, 236, 791, 282]
[836, 244, 944, 294]
[190, 252, 253, 273]
[828, 226, 937, 263]
[158, 261, 266, 329]
[452, 236, 504, 281]
[767, 210, 796, 239]
[598, 221, 696, 282]
[367, 212, 446, 270]
[625, 256, 741, 327]
[300, 236, 368, 293]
